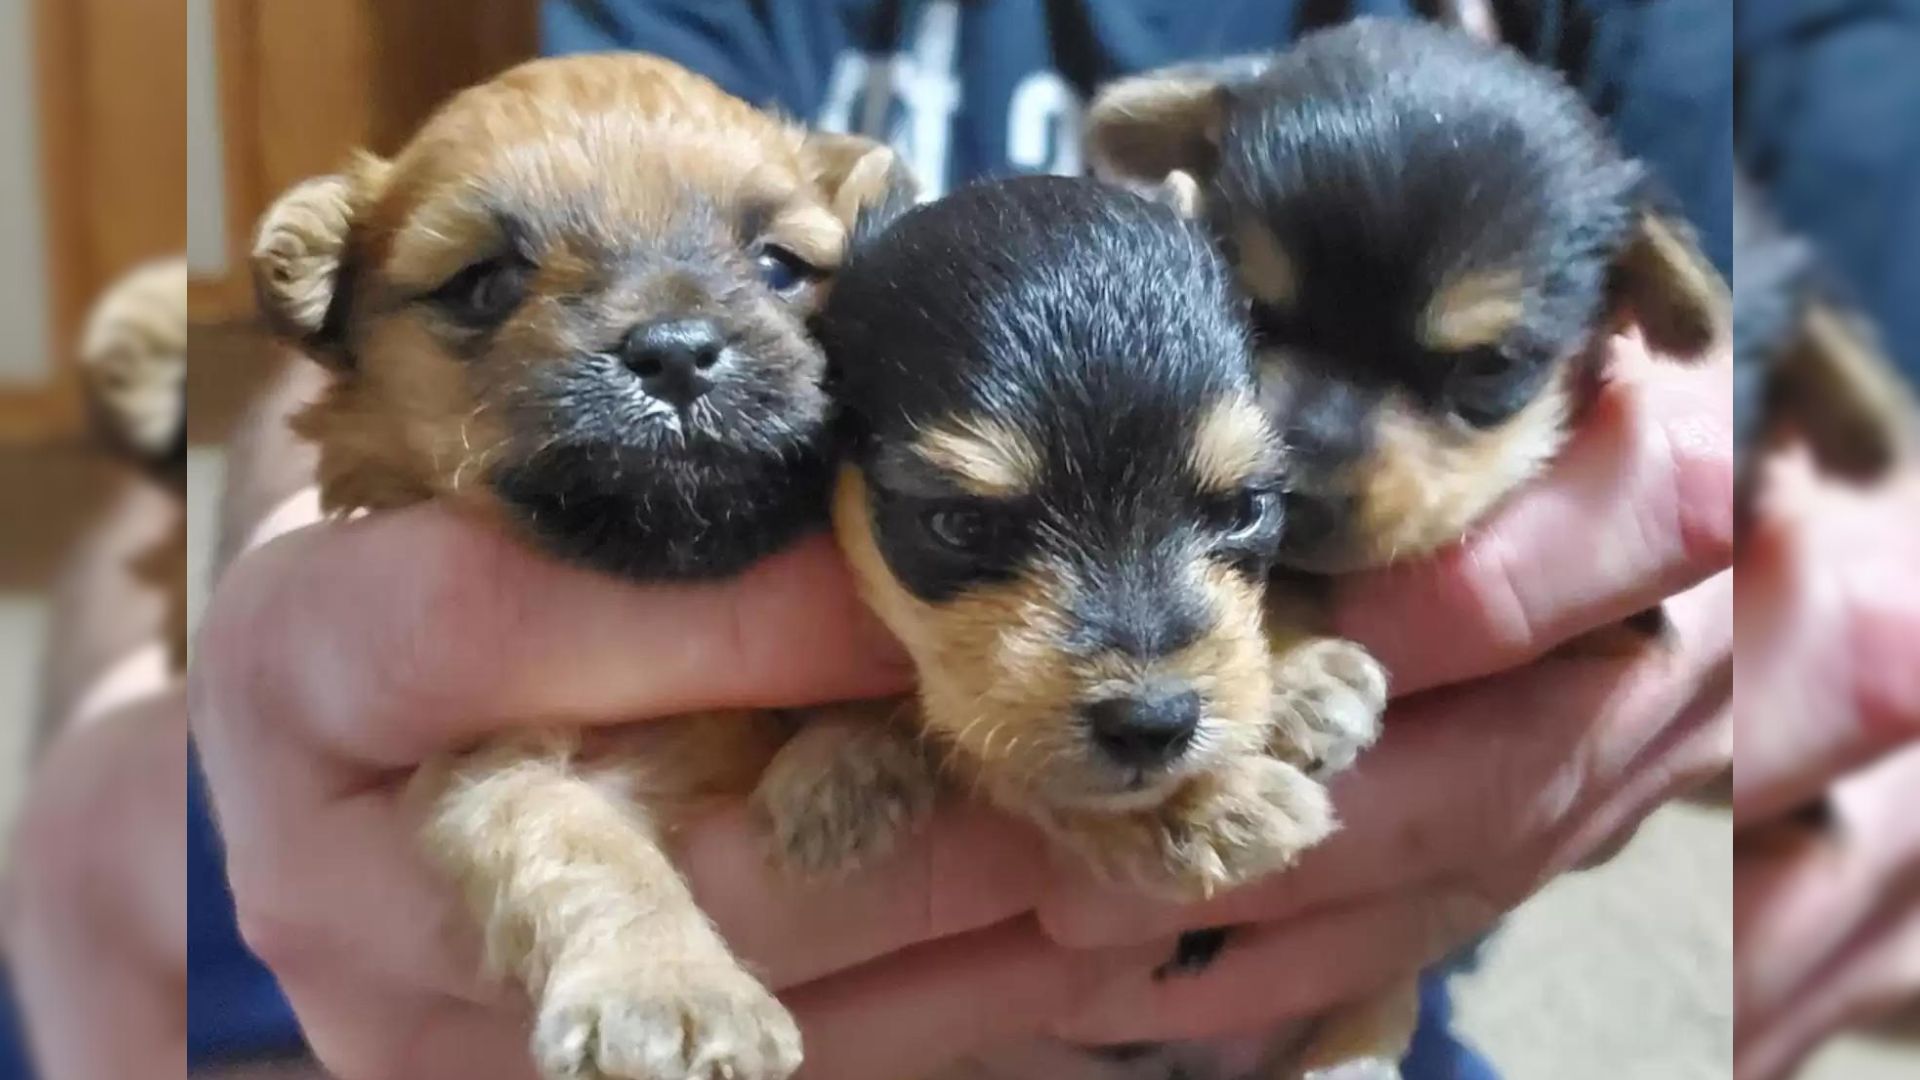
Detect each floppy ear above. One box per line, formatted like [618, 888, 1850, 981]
[803, 131, 919, 236]
[250, 154, 389, 368]
[1768, 302, 1919, 481]
[1085, 54, 1273, 186]
[1608, 210, 1730, 360]
[1124, 169, 1205, 219]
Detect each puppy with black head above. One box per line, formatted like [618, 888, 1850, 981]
[1089, 17, 1727, 577]
[791, 173, 1387, 912]
[1084, 18, 1731, 1077]
[252, 54, 908, 1080]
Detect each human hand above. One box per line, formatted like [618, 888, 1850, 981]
[6, 687, 189, 1080]
[1733, 455, 1920, 1080]
[1034, 334, 1735, 1044]
[193, 507, 1198, 1080]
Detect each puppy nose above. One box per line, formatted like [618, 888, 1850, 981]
[1280, 491, 1341, 551]
[1086, 689, 1201, 768]
[622, 318, 724, 407]
[1282, 380, 1371, 467]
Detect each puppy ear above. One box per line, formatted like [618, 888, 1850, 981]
[1608, 210, 1730, 360]
[1085, 54, 1272, 186]
[803, 131, 919, 235]
[1768, 302, 1919, 481]
[1125, 169, 1204, 219]
[251, 154, 390, 367]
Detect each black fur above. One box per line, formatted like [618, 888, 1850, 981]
[1188, 20, 1657, 566]
[817, 176, 1283, 616]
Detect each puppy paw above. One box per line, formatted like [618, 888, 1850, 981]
[534, 961, 802, 1080]
[1268, 637, 1389, 777]
[1045, 756, 1334, 899]
[755, 701, 938, 879]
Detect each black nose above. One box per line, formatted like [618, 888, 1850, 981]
[1279, 491, 1342, 552]
[1086, 689, 1201, 768]
[622, 318, 724, 407]
[1282, 379, 1372, 468]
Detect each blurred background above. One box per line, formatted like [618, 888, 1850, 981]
[0, 2, 1914, 1079]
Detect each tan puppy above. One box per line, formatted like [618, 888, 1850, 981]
[253, 55, 907, 1080]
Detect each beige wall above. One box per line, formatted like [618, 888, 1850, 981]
[0, 0, 52, 386]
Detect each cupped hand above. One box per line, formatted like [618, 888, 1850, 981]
[1035, 334, 1735, 1044]
[193, 507, 1157, 1080]
[1734, 456, 1920, 1080]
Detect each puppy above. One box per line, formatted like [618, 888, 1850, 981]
[253, 54, 907, 1080]
[81, 256, 190, 490]
[1085, 19, 1732, 1078]
[794, 173, 1385, 907]
[1088, 17, 1727, 575]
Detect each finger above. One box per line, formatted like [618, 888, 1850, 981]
[1735, 745, 1920, 1030]
[682, 802, 1048, 987]
[1732, 461, 1920, 825]
[1043, 571, 1731, 948]
[197, 504, 910, 772]
[211, 780, 502, 1006]
[1334, 335, 1734, 694]
[280, 968, 538, 1080]
[785, 917, 1161, 1080]
[1049, 888, 1496, 1046]
[1735, 900, 1920, 1080]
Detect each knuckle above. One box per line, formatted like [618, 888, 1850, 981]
[1660, 408, 1736, 580]
[365, 513, 527, 728]
[228, 876, 329, 978]
[1443, 530, 1540, 665]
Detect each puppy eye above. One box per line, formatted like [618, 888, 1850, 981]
[431, 254, 534, 326]
[1207, 488, 1282, 539]
[1444, 347, 1525, 428]
[922, 504, 993, 554]
[754, 244, 818, 296]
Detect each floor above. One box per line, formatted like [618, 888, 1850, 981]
[0, 447, 1910, 1078]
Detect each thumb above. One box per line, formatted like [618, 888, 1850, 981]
[198, 503, 911, 768]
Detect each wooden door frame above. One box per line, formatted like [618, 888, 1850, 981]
[0, 0, 89, 443]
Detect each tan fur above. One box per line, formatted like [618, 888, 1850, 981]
[1189, 394, 1279, 493]
[1418, 269, 1524, 352]
[80, 257, 189, 462]
[833, 465, 1343, 896]
[412, 718, 802, 1080]
[1236, 219, 1300, 308]
[914, 419, 1045, 497]
[1612, 212, 1730, 359]
[256, 54, 886, 516]
[751, 698, 941, 877]
[1350, 372, 1572, 566]
[1084, 75, 1227, 184]
[257, 54, 913, 1080]
[1770, 302, 1920, 479]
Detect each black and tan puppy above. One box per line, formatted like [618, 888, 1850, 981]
[253, 54, 907, 1080]
[1088, 18, 1728, 575]
[795, 174, 1383, 907]
[1085, 19, 1730, 1078]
